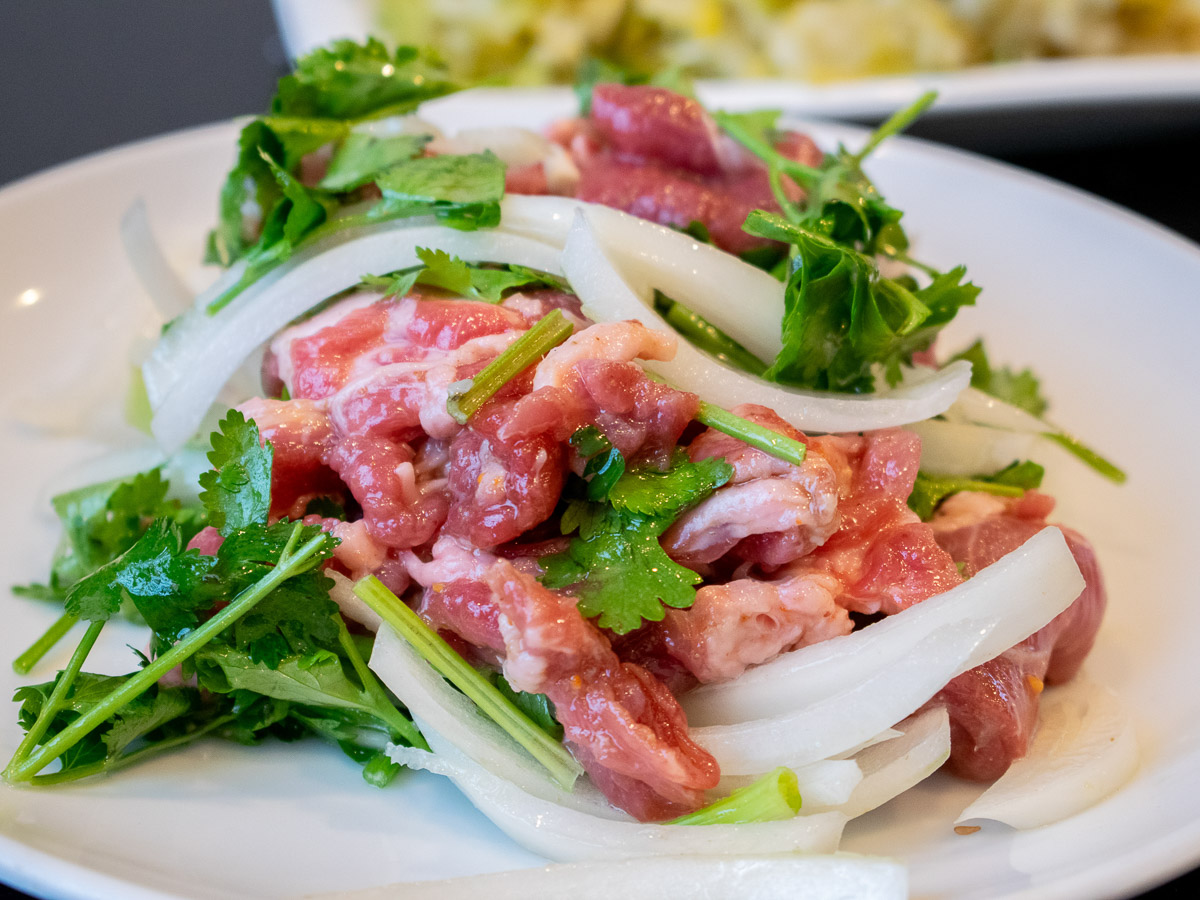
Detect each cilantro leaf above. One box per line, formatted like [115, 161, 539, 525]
[540, 507, 699, 634]
[908, 460, 1045, 521]
[64, 519, 213, 629]
[273, 39, 455, 120]
[198, 410, 273, 535]
[540, 450, 730, 634]
[747, 213, 978, 392]
[318, 131, 429, 192]
[365, 254, 562, 304]
[372, 152, 506, 230]
[950, 339, 1049, 418]
[607, 452, 734, 517]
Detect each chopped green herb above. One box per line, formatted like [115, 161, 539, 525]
[908, 460, 1045, 521]
[446, 309, 574, 424]
[670, 766, 802, 825]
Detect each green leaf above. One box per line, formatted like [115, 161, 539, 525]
[907, 460, 1045, 521]
[607, 451, 734, 517]
[746, 214, 977, 393]
[373, 151, 506, 230]
[198, 410, 274, 535]
[319, 131, 429, 192]
[64, 520, 213, 629]
[273, 39, 455, 120]
[949, 339, 1048, 418]
[412, 247, 474, 295]
[541, 506, 700, 635]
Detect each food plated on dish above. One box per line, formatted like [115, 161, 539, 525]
[0, 37, 1195, 900]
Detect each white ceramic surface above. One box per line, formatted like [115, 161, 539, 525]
[1, 90, 1199, 900]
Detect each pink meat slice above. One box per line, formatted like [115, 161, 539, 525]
[538, 84, 823, 256]
[590, 84, 729, 176]
[500, 321, 700, 465]
[658, 422, 960, 683]
[663, 404, 844, 568]
[484, 560, 720, 821]
[443, 400, 566, 549]
[929, 491, 1107, 780]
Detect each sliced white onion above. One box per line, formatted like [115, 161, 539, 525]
[908, 418, 1042, 476]
[956, 680, 1139, 830]
[387, 738, 847, 863]
[310, 854, 908, 900]
[942, 386, 1049, 433]
[688, 529, 1084, 774]
[561, 211, 971, 434]
[120, 198, 193, 320]
[717, 758, 863, 806]
[683, 527, 1084, 728]
[145, 227, 565, 452]
[825, 707, 951, 820]
[369, 624, 598, 812]
[501, 194, 787, 362]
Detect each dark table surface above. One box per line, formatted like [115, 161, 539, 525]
[1, 2, 1198, 898]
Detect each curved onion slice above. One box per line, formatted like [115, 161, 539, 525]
[683, 527, 1084, 728]
[561, 211, 971, 433]
[369, 624, 599, 813]
[387, 738, 847, 863]
[822, 707, 951, 820]
[688, 529, 1084, 775]
[942, 386, 1049, 433]
[717, 758, 863, 806]
[311, 854, 907, 900]
[908, 418, 1042, 476]
[956, 680, 1139, 830]
[144, 227, 564, 451]
[120, 198, 193, 320]
[501, 194, 787, 362]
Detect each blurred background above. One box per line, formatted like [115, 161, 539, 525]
[0, 1, 1197, 898]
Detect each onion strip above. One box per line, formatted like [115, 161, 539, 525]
[688, 529, 1083, 774]
[560, 211, 971, 433]
[144, 227, 564, 451]
[683, 527, 1084, 728]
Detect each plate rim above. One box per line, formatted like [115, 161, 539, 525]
[2, 100, 1200, 900]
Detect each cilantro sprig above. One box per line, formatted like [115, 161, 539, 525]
[715, 94, 980, 393]
[949, 340, 1126, 484]
[908, 460, 1045, 521]
[363, 249, 564, 304]
[540, 442, 733, 634]
[6, 412, 424, 788]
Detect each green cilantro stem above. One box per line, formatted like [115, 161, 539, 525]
[669, 766, 801, 825]
[446, 309, 574, 424]
[4, 620, 104, 779]
[13, 613, 79, 676]
[695, 401, 807, 467]
[29, 712, 238, 786]
[852, 91, 938, 163]
[1043, 431, 1127, 484]
[352, 575, 583, 789]
[4, 526, 332, 784]
[655, 295, 769, 377]
[335, 616, 429, 750]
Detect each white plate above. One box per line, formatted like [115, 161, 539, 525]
[1, 89, 1199, 900]
[271, 0, 1200, 150]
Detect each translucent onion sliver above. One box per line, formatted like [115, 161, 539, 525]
[145, 227, 564, 451]
[683, 527, 1085, 727]
[561, 211, 971, 434]
[689, 529, 1084, 774]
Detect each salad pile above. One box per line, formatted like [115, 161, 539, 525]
[5, 39, 1136, 895]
